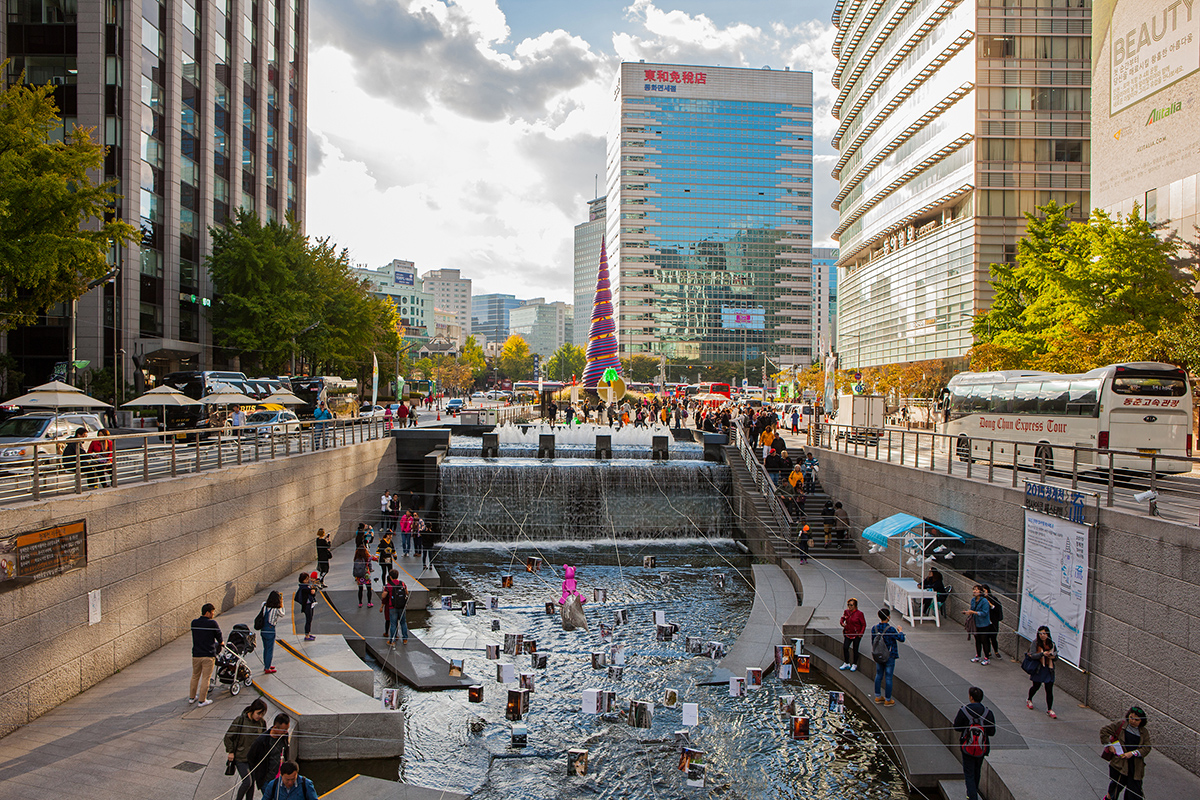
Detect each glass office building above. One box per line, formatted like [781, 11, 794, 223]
[1, 0, 308, 383]
[607, 63, 816, 367]
[831, 0, 1090, 369]
[472, 293, 524, 349]
[572, 196, 606, 349]
[812, 246, 838, 354]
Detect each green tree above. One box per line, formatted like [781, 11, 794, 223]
[546, 343, 586, 382]
[0, 72, 136, 330]
[620, 354, 660, 382]
[497, 335, 534, 380]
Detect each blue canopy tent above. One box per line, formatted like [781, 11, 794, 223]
[861, 513, 965, 577]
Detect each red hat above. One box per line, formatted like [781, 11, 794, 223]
[310, 571, 319, 580]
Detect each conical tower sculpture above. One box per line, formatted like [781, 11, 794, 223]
[582, 238, 622, 389]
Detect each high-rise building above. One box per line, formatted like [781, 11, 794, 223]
[572, 196, 606, 348]
[607, 63, 816, 367]
[509, 299, 572, 360]
[471, 293, 524, 350]
[830, 0, 1090, 369]
[1, 0, 308, 384]
[1092, 0, 1200, 238]
[421, 268, 471, 346]
[352, 260, 432, 340]
[812, 247, 839, 355]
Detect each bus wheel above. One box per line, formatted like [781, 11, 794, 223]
[957, 436, 972, 462]
[1035, 444, 1053, 472]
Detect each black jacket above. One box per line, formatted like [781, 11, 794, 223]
[248, 732, 290, 789]
[953, 702, 997, 756]
[316, 538, 332, 564]
[190, 616, 222, 658]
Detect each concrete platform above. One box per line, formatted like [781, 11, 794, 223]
[320, 774, 468, 800]
[708, 563, 798, 684]
[323, 590, 476, 691]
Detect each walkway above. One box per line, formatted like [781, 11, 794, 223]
[791, 556, 1200, 800]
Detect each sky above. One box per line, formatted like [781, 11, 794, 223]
[306, 0, 838, 304]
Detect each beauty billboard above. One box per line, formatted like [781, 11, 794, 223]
[1093, 0, 1200, 208]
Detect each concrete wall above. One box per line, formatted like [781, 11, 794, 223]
[0, 439, 396, 737]
[817, 448, 1200, 772]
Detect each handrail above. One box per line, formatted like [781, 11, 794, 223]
[732, 420, 792, 535]
[811, 422, 1200, 520]
[0, 415, 390, 506]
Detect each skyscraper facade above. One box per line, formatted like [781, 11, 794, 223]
[420, 268, 471, 346]
[572, 196, 606, 348]
[509, 299, 572, 359]
[471, 293, 523, 350]
[1, 0, 308, 383]
[607, 63, 816, 367]
[831, 0, 1090, 369]
[812, 246, 839, 355]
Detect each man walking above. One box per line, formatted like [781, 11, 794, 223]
[248, 713, 292, 795]
[954, 686, 997, 800]
[262, 761, 318, 800]
[189, 602, 222, 707]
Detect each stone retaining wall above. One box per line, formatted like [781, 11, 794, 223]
[0, 438, 396, 737]
[817, 448, 1200, 773]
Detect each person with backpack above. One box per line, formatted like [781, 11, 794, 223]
[376, 530, 397, 581]
[964, 584, 993, 665]
[870, 607, 905, 706]
[294, 572, 318, 642]
[255, 591, 285, 674]
[353, 543, 374, 607]
[381, 569, 410, 646]
[953, 686, 997, 800]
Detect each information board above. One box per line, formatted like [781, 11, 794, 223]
[0, 519, 88, 588]
[1017, 510, 1089, 666]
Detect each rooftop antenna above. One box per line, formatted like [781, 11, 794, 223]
[595, 173, 598, 200]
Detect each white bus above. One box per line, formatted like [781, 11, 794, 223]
[937, 362, 1193, 473]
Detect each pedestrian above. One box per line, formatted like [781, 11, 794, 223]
[383, 405, 394, 431]
[838, 597, 866, 671]
[262, 761, 318, 800]
[62, 427, 87, 474]
[295, 572, 317, 642]
[382, 569, 410, 646]
[981, 583, 1003, 658]
[870, 607, 905, 706]
[1025, 625, 1057, 718]
[398, 509, 413, 558]
[1101, 707, 1151, 800]
[86, 428, 113, 488]
[922, 566, 947, 616]
[223, 698, 267, 800]
[953, 686, 997, 800]
[791, 407, 800, 434]
[833, 501, 850, 549]
[821, 500, 836, 547]
[408, 405, 418, 427]
[248, 713, 292, 794]
[964, 584, 992, 665]
[421, 519, 438, 571]
[315, 529, 331, 588]
[411, 513, 425, 568]
[312, 402, 332, 449]
[380, 490, 391, 531]
[259, 591, 285, 674]
[189, 602, 223, 706]
[376, 529, 396, 580]
[353, 541, 374, 608]
[396, 401, 409, 427]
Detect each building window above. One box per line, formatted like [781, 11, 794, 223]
[1145, 189, 1157, 224]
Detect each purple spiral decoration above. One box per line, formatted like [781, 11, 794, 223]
[582, 238, 622, 389]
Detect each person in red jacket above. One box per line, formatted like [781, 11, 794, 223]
[86, 429, 114, 488]
[838, 597, 866, 671]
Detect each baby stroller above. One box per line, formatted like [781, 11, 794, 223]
[212, 623, 256, 696]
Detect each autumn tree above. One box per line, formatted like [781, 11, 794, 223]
[497, 335, 534, 380]
[0, 72, 136, 330]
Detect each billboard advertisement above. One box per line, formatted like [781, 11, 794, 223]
[1093, 0, 1200, 209]
[720, 307, 765, 330]
[394, 270, 415, 286]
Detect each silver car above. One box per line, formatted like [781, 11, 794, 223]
[243, 409, 300, 438]
[0, 413, 105, 470]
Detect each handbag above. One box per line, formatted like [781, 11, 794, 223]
[1021, 653, 1040, 675]
[1101, 722, 1126, 762]
[225, 759, 237, 776]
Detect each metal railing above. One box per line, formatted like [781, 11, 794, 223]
[811, 423, 1200, 522]
[0, 416, 390, 506]
[731, 421, 792, 535]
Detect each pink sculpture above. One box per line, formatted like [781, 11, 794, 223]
[559, 564, 587, 605]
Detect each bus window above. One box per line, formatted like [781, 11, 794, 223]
[1067, 379, 1100, 416]
[1039, 381, 1069, 414]
[991, 384, 1014, 413]
[1112, 376, 1187, 396]
[950, 386, 970, 413]
[968, 384, 993, 412]
[1013, 382, 1041, 413]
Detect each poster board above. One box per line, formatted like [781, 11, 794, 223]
[0, 519, 87, 589]
[1017, 510, 1089, 666]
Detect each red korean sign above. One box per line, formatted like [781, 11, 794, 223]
[643, 69, 707, 84]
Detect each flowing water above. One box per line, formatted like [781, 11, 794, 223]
[302, 543, 912, 799]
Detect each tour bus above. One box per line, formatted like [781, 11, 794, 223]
[937, 362, 1193, 472]
[686, 382, 733, 399]
[291, 376, 359, 418]
[160, 370, 251, 430]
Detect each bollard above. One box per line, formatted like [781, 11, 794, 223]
[652, 435, 668, 462]
[483, 432, 499, 459]
[595, 434, 612, 460]
[538, 433, 555, 460]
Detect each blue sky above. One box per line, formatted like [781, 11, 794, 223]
[306, 0, 838, 306]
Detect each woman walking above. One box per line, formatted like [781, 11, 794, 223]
[295, 572, 318, 642]
[259, 591, 285, 674]
[1025, 625, 1057, 718]
[223, 698, 267, 800]
[964, 585, 992, 665]
[1101, 707, 1152, 800]
[871, 608, 905, 706]
[353, 541, 374, 608]
[838, 598, 866, 671]
[315, 529, 332, 588]
[398, 510, 414, 558]
[411, 513, 425, 569]
[981, 584, 1003, 658]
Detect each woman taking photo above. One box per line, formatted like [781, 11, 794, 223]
[1026, 625, 1057, 718]
[259, 591, 285, 674]
[1101, 707, 1152, 800]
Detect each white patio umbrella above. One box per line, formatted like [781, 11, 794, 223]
[6, 380, 111, 410]
[121, 385, 203, 408]
[201, 391, 260, 406]
[262, 390, 306, 406]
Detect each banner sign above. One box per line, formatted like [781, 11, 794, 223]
[1017, 510, 1089, 666]
[1023, 481, 1094, 525]
[0, 519, 88, 589]
[721, 307, 765, 330]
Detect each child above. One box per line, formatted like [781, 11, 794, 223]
[798, 524, 811, 565]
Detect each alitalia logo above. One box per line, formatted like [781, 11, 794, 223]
[1146, 101, 1182, 125]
